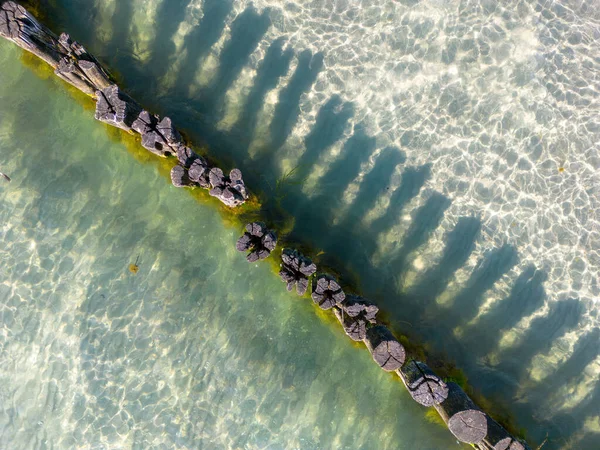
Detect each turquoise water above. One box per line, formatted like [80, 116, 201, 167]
[2, 0, 600, 449]
[0, 40, 458, 449]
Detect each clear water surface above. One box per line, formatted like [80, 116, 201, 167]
[0, 39, 458, 449]
[2, 0, 600, 449]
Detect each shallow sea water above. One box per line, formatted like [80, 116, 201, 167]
[2, 0, 600, 449]
[0, 41, 458, 449]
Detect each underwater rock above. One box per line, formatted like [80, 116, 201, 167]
[132, 111, 181, 157]
[397, 360, 448, 407]
[208, 167, 248, 207]
[477, 416, 528, 450]
[236, 222, 277, 262]
[311, 275, 345, 310]
[364, 325, 405, 371]
[170, 165, 194, 188]
[279, 249, 317, 296]
[95, 85, 142, 131]
[434, 382, 488, 444]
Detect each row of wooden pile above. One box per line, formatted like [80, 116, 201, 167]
[0, 1, 248, 208]
[0, 2, 530, 448]
[236, 221, 530, 450]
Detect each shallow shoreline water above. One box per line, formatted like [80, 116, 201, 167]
[0, 38, 464, 449]
[2, 0, 600, 448]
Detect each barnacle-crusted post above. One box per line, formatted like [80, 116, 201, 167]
[364, 325, 406, 371]
[434, 382, 488, 444]
[333, 295, 378, 341]
[311, 274, 345, 310]
[397, 360, 448, 407]
[279, 249, 316, 295]
[236, 222, 277, 262]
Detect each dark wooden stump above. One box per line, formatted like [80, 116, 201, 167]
[476, 416, 527, 450]
[1, 7, 113, 94]
[131, 111, 178, 157]
[55, 56, 96, 95]
[397, 360, 448, 406]
[176, 146, 200, 167]
[208, 167, 248, 207]
[279, 249, 316, 296]
[95, 85, 142, 131]
[311, 275, 345, 310]
[341, 295, 378, 323]
[157, 116, 181, 146]
[171, 145, 210, 188]
[333, 306, 367, 341]
[141, 130, 170, 156]
[236, 222, 277, 262]
[170, 165, 193, 188]
[188, 159, 210, 188]
[78, 60, 111, 90]
[131, 110, 155, 134]
[58, 33, 113, 92]
[434, 382, 487, 444]
[1, 2, 66, 67]
[364, 325, 405, 371]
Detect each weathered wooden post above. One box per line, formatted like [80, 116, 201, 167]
[132, 111, 182, 156]
[1, 3, 113, 94]
[1, 1, 66, 66]
[55, 56, 96, 95]
[333, 295, 378, 341]
[95, 85, 142, 131]
[397, 360, 448, 407]
[364, 325, 405, 371]
[173, 146, 210, 188]
[311, 274, 345, 310]
[78, 59, 112, 90]
[475, 416, 529, 450]
[434, 382, 488, 444]
[208, 167, 249, 207]
[279, 249, 316, 295]
[236, 222, 277, 262]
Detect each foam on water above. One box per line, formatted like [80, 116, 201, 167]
[4, 0, 600, 448]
